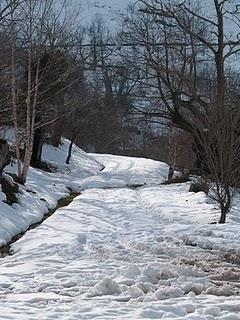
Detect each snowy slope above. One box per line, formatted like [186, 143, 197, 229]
[80, 153, 169, 189]
[0, 140, 103, 247]
[0, 153, 239, 319]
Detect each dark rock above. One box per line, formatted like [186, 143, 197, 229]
[0, 139, 10, 173]
[162, 176, 190, 185]
[189, 182, 209, 195]
[0, 174, 19, 205]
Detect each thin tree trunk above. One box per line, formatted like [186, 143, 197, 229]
[214, 0, 225, 109]
[51, 119, 64, 147]
[219, 205, 227, 224]
[66, 131, 76, 164]
[219, 186, 231, 224]
[10, 1, 22, 178]
[31, 121, 43, 165]
[20, 0, 42, 184]
[20, 62, 39, 183]
[168, 126, 176, 180]
[20, 0, 33, 184]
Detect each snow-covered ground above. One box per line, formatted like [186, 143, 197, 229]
[0, 145, 239, 319]
[0, 140, 103, 246]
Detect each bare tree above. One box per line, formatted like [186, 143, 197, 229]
[194, 102, 240, 223]
[120, 0, 240, 177]
[6, 0, 84, 182]
[122, 1, 240, 132]
[0, 0, 20, 22]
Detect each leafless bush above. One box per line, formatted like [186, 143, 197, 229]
[194, 106, 240, 223]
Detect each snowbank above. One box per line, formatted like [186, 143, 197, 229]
[0, 139, 103, 247]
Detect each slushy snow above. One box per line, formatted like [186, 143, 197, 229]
[0, 142, 239, 319]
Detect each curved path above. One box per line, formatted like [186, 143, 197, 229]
[0, 154, 239, 319]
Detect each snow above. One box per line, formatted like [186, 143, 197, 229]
[0, 142, 239, 318]
[0, 139, 103, 246]
[89, 278, 121, 297]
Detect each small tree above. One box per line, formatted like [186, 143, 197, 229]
[194, 106, 240, 224]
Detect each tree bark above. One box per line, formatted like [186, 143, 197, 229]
[219, 186, 231, 224]
[31, 120, 44, 166]
[66, 131, 76, 164]
[51, 119, 64, 147]
[214, 0, 225, 109]
[0, 140, 10, 174]
[10, 1, 22, 178]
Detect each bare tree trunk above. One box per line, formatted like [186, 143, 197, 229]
[219, 207, 227, 224]
[215, 53, 225, 107]
[20, 0, 43, 184]
[20, 0, 33, 184]
[20, 63, 39, 183]
[167, 127, 177, 180]
[51, 119, 64, 147]
[31, 116, 44, 166]
[219, 186, 231, 224]
[10, 0, 22, 178]
[214, 0, 225, 108]
[66, 129, 77, 164]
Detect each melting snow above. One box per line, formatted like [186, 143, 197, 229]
[0, 142, 239, 319]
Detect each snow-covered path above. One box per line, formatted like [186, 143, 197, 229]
[0, 154, 240, 319]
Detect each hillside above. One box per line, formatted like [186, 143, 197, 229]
[0, 140, 103, 247]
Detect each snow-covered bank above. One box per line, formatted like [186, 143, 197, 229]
[139, 184, 240, 256]
[0, 140, 103, 247]
[0, 152, 239, 319]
